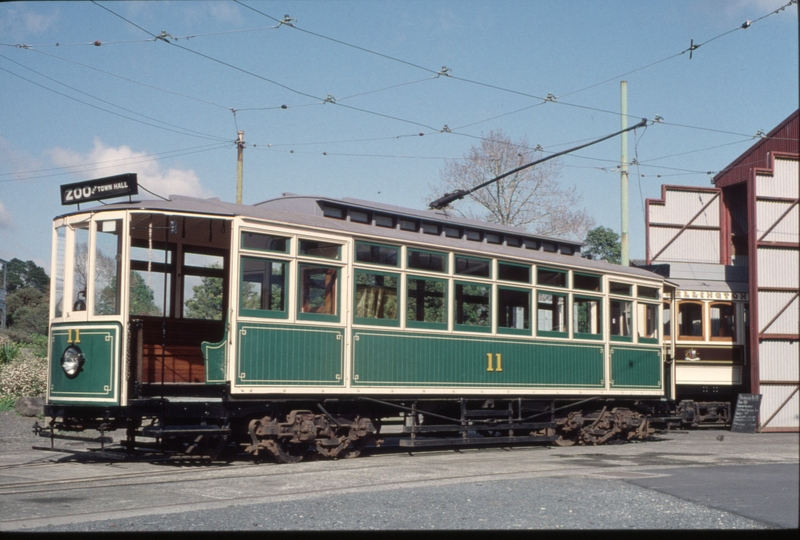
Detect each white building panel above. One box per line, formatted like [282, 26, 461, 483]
[756, 248, 800, 288]
[676, 364, 742, 385]
[756, 200, 799, 243]
[757, 292, 800, 335]
[756, 159, 799, 199]
[759, 340, 800, 381]
[760, 385, 799, 430]
[649, 189, 720, 227]
[650, 226, 719, 263]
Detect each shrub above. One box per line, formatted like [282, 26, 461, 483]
[0, 339, 20, 364]
[0, 355, 47, 399]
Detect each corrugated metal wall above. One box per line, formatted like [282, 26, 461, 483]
[758, 292, 799, 335]
[760, 383, 800, 430]
[650, 227, 720, 263]
[649, 190, 720, 226]
[757, 200, 798, 243]
[756, 248, 799, 288]
[757, 163, 799, 198]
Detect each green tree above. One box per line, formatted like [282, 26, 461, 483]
[582, 226, 621, 264]
[5, 258, 49, 294]
[128, 271, 162, 316]
[184, 269, 223, 321]
[5, 287, 49, 338]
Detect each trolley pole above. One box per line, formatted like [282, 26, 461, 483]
[236, 130, 244, 205]
[620, 81, 629, 266]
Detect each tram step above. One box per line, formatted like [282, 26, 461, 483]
[141, 425, 231, 437]
[404, 422, 554, 433]
[399, 434, 557, 447]
[463, 409, 514, 418]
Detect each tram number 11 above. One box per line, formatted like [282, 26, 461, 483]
[486, 353, 503, 372]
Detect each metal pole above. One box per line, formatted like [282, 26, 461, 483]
[620, 81, 629, 266]
[236, 130, 244, 205]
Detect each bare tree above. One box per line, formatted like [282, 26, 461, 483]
[428, 130, 595, 240]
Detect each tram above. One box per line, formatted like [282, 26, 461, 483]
[42, 191, 675, 461]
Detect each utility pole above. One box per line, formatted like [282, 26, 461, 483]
[236, 130, 245, 205]
[620, 81, 629, 266]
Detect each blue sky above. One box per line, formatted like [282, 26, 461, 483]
[1, 0, 797, 273]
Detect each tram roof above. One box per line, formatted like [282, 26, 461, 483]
[59, 193, 664, 282]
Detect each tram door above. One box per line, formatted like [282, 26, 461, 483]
[128, 213, 230, 394]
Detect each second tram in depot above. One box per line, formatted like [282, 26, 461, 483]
[40, 191, 730, 462]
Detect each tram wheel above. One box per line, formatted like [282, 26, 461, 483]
[271, 441, 308, 464]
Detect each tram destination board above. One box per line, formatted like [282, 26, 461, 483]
[60, 173, 138, 205]
[730, 393, 762, 434]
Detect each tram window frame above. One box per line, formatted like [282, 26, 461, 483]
[454, 281, 491, 333]
[406, 275, 448, 330]
[239, 256, 288, 319]
[240, 231, 289, 254]
[355, 241, 399, 267]
[53, 225, 66, 318]
[407, 249, 447, 273]
[637, 285, 660, 299]
[663, 302, 672, 341]
[677, 301, 704, 341]
[297, 264, 340, 322]
[455, 256, 491, 278]
[609, 281, 632, 296]
[498, 261, 531, 284]
[537, 267, 567, 288]
[637, 302, 659, 344]
[353, 270, 399, 327]
[573, 273, 602, 292]
[710, 302, 736, 341]
[298, 239, 342, 260]
[92, 219, 123, 317]
[181, 247, 227, 321]
[609, 299, 633, 342]
[536, 291, 568, 337]
[497, 286, 531, 336]
[573, 295, 602, 340]
[129, 239, 175, 318]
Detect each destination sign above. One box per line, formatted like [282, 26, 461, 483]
[60, 173, 138, 205]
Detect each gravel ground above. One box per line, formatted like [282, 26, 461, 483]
[20, 477, 770, 531]
[0, 410, 42, 453]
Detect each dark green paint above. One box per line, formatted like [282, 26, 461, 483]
[49, 323, 120, 404]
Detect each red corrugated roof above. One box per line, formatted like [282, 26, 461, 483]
[713, 109, 799, 187]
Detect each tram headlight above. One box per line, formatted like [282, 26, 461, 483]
[61, 346, 85, 378]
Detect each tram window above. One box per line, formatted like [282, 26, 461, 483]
[54, 226, 66, 318]
[455, 256, 491, 278]
[609, 300, 632, 338]
[408, 249, 447, 273]
[537, 293, 567, 335]
[498, 262, 530, 283]
[354, 271, 398, 323]
[498, 287, 530, 332]
[374, 214, 394, 228]
[93, 220, 122, 316]
[241, 232, 288, 253]
[678, 302, 703, 339]
[299, 265, 338, 317]
[573, 296, 601, 338]
[610, 282, 632, 296]
[710, 303, 735, 340]
[299, 240, 341, 260]
[455, 282, 490, 330]
[637, 303, 658, 342]
[130, 244, 173, 317]
[71, 223, 89, 312]
[444, 226, 461, 238]
[537, 267, 566, 288]
[240, 257, 287, 317]
[663, 302, 671, 341]
[183, 252, 225, 321]
[356, 242, 398, 266]
[574, 273, 601, 292]
[638, 285, 660, 299]
[350, 210, 370, 223]
[406, 277, 447, 328]
[485, 233, 501, 244]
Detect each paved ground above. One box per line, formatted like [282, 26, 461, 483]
[0, 427, 797, 531]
